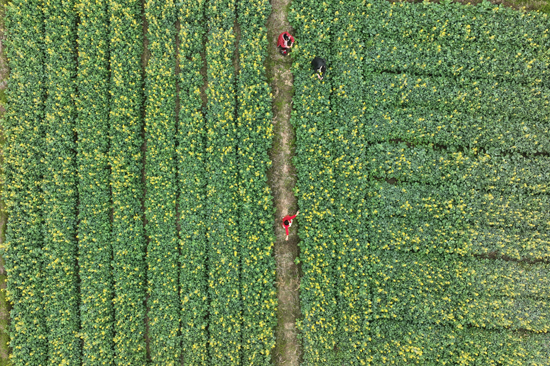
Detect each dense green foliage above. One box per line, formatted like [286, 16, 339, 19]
[204, 0, 242, 363]
[5, 0, 278, 363]
[43, 0, 81, 363]
[177, 0, 277, 363]
[144, 0, 180, 364]
[365, 0, 550, 86]
[4, 0, 48, 364]
[289, 0, 339, 362]
[7, 0, 550, 363]
[177, 0, 209, 364]
[368, 322, 550, 365]
[108, 0, 147, 364]
[236, 0, 277, 363]
[75, 0, 115, 364]
[291, 0, 550, 364]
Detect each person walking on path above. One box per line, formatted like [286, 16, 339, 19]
[311, 56, 326, 80]
[277, 31, 295, 55]
[282, 211, 299, 241]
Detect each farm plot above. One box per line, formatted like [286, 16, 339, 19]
[3, 0, 276, 365]
[290, 0, 550, 364]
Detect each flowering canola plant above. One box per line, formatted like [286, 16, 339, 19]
[42, 0, 81, 363]
[75, 0, 115, 364]
[291, 0, 550, 363]
[4, 0, 48, 364]
[5, 0, 279, 363]
[290, 0, 341, 363]
[144, 0, 180, 364]
[236, 0, 277, 364]
[177, 0, 209, 364]
[204, 0, 242, 364]
[109, 0, 147, 364]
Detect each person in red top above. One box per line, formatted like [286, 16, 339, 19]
[277, 31, 295, 56]
[282, 211, 299, 241]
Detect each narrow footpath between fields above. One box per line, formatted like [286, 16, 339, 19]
[266, 0, 302, 365]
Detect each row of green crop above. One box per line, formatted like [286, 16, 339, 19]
[365, 251, 550, 332]
[368, 73, 550, 121]
[75, 0, 115, 364]
[330, 1, 373, 362]
[43, 0, 81, 364]
[367, 251, 550, 300]
[289, 0, 340, 364]
[363, 0, 550, 86]
[177, 0, 209, 364]
[362, 72, 550, 153]
[366, 182, 550, 259]
[5, 0, 279, 364]
[310, 1, 369, 364]
[235, 0, 276, 364]
[4, 0, 48, 364]
[368, 321, 550, 365]
[144, 0, 180, 364]
[109, 0, 147, 364]
[204, 0, 242, 364]
[291, 0, 550, 363]
[363, 107, 550, 154]
[363, 142, 550, 195]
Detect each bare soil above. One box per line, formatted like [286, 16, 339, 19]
[265, 0, 302, 365]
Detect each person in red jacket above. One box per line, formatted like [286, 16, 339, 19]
[282, 211, 299, 241]
[277, 31, 295, 56]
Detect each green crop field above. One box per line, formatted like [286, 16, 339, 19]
[2, 0, 550, 365]
[4, 0, 275, 365]
[291, 0, 550, 364]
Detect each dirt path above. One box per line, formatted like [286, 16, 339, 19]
[265, 0, 301, 365]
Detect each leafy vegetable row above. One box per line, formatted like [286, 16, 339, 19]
[75, 0, 115, 364]
[108, 0, 147, 364]
[329, 1, 376, 362]
[177, 0, 209, 364]
[363, 0, 550, 86]
[236, 0, 276, 363]
[204, 0, 242, 364]
[363, 108, 550, 155]
[363, 142, 550, 195]
[367, 182, 550, 259]
[290, 0, 340, 363]
[291, 0, 550, 363]
[4, 0, 48, 364]
[368, 72, 550, 121]
[362, 72, 550, 153]
[42, 0, 81, 363]
[144, 0, 180, 364]
[365, 251, 550, 332]
[368, 321, 550, 365]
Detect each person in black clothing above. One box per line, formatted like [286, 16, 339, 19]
[311, 57, 326, 80]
